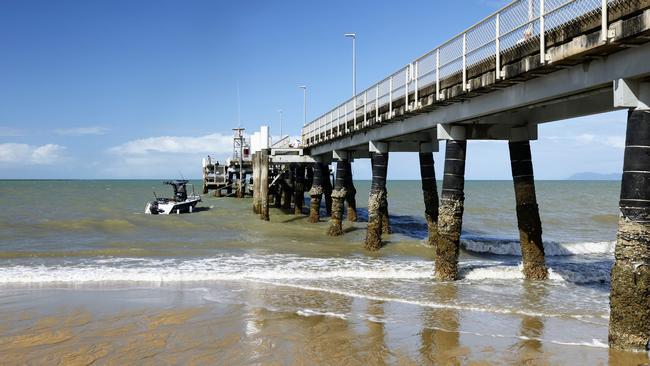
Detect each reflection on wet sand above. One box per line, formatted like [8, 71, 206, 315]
[365, 300, 389, 365]
[516, 282, 546, 365]
[419, 283, 465, 365]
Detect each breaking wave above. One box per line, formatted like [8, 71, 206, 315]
[462, 238, 615, 256]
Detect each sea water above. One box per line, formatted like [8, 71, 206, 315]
[0, 179, 639, 363]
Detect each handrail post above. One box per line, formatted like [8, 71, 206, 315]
[405, 65, 409, 111]
[601, 0, 608, 42]
[364, 91, 368, 127]
[496, 12, 501, 80]
[375, 84, 379, 123]
[462, 33, 467, 92]
[436, 48, 440, 101]
[414, 61, 419, 109]
[540, 0, 546, 65]
[343, 103, 350, 134]
[389, 76, 393, 117]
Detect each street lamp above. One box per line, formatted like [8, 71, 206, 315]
[299, 85, 307, 126]
[278, 109, 283, 138]
[345, 33, 356, 97]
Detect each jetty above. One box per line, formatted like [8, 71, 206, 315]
[208, 0, 650, 352]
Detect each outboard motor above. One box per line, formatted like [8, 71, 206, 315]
[147, 201, 160, 214]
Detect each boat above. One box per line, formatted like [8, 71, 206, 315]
[145, 180, 201, 215]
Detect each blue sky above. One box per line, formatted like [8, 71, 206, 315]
[0, 0, 627, 180]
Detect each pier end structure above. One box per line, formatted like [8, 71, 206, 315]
[508, 138, 547, 280]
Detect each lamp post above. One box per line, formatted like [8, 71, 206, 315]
[345, 33, 356, 97]
[299, 85, 307, 126]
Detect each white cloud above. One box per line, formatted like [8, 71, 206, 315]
[55, 126, 108, 136]
[104, 133, 238, 178]
[108, 133, 233, 156]
[0, 143, 66, 165]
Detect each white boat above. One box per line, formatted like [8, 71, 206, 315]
[145, 180, 201, 215]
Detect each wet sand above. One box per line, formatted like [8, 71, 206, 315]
[0, 284, 648, 366]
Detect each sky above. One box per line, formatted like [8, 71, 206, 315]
[0, 0, 628, 180]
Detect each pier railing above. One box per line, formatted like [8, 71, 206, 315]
[301, 0, 633, 147]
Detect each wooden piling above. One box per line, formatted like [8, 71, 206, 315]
[294, 164, 305, 215]
[260, 149, 270, 221]
[365, 152, 388, 250]
[435, 140, 467, 281]
[252, 152, 260, 214]
[282, 167, 293, 210]
[609, 109, 650, 352]
[419, 152, 439, 248]
[227, 172, 233, 196]
[327, 161, 348, 236]
[309, 163, 323, 223]
[509, 140, 547, 280]
[344, 161, 358, 222]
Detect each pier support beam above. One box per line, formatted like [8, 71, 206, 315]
[328, 161, 349, 236]
[260, 149, 270, 221]
[345, 162, 358, 222]
[419, 152, 439, 247]
[282, 168, 293, 210]
[365, 152, 389, 251]
[227, 172, 233, 196]
[435, 140, 467, 281]
[294, 164, 305, 215]
[609, 109, 650, 352]
[309, 163, 324, 223]
[509, 140, 547, 280]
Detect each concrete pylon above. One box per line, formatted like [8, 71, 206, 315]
[508, 140, 547, 280]
[419, 152, 439, 248]
[609, 109, 650, 352]
[327, 161, 349, 236]
[435, 140, 467, 281]
[344, 161, 358, 222]
[323, 165, 333, 216]
[309, 163, 323, 223]
[365, 152, 388, 251]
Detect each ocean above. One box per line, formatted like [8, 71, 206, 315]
[0, 179, 646, 364]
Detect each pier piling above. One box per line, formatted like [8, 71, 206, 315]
[419, 152, 439, 247]
[309, 163, 323, 223]
[365, 152, 388, 251]
[509, 140, 547, 280]
[252, 152, 261, 214]
[609, 109, 650, 352]
[260, 149, 270, 221]
[294, 164, 305, 215]
[282, 169, 293, 210]
[435, 140, 467, 281]
[328, 161, 349, 236]
[323, 165, 333, 216]
[345, 162, 358, 222]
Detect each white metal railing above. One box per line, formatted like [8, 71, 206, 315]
[302, 0, 633, 146]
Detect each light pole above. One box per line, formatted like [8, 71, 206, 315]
[299, 85, 307, 126]
[278, 109, 283, 138]
[345, 33, 356, 97]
